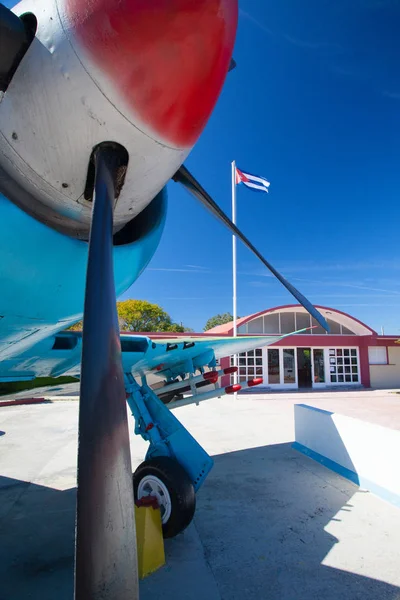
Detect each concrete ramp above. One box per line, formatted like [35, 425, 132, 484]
[293, 403, 400, 508]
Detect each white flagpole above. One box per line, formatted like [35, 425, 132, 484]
[231, 160, 238, 393]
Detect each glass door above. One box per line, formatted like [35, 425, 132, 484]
[283, 349, 296, 385]
[267, 348, 280, 384]
[312, 349, 325, 385]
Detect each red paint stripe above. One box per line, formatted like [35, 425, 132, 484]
[0, 397, 48, 407]
[66, 0, 238, 147]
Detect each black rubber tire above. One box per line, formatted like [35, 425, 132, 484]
[133, 456, 196, 538]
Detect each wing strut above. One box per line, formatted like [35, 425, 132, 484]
[74, 146, 138, 599]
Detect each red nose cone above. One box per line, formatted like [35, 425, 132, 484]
[203, 371, 219, 383]
[67, 0, 238, 147]
[247, 378, 263, 387]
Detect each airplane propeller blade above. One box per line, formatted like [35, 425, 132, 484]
[228, 57, 236, 71]
[173, 165, 329, 332]
[0, 4, 35, 91]
[75, 146, 138, 599]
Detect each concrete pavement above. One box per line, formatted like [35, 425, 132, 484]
[1, 392, 400, 599]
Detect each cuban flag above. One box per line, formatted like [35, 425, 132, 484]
[235, 167, 270, 193]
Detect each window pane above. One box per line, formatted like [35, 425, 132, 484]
[351, 349, 357, 356]
[327, 319, 341, 334]
[331, 375, 337, 382]
[342, 326, 355, 335]
[283, 349, 295, 383]
[264, 313, 280, 334]
[337, 349, 343, 356]
[344, 349, 350, 356]
[345, 374, 352, 382]
[352, 374, 359, 382]
[268, 349, 280, 384]
[231, 349, 264, 384]
[368, 347, 387, 365]
[313, 349, 325, 383]
[296, 313, 311, 333]
[338, 375, 344, 382]
[248, 317, 264, 334]
[311, 317, 326, 335]
[280, 312, 295, 334]
[256, 349, 262, 357]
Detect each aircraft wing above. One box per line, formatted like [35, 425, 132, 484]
[0, 328, 306, 402]
[122, 331, 300, 379]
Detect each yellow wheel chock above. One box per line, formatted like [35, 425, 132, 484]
[135, 496, 165, 579]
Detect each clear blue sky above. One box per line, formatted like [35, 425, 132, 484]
[7, 0, 399, 333]
[125, 0, 400, 333]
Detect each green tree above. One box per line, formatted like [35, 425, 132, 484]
[204, 312, 238, 331]
[118, 299, 185, 332]
[67, 299, 186, 333]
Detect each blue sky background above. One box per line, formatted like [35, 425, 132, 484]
[7, 0, 398, 333]
[124, 0, 400, 333]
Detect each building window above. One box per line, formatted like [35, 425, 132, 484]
[368, 347, 387, 365]
[244, 311, 356, 336]
[327, 319, 341, 334]
[247, 317, 264, 334]
[280, 312, 295, 334]
[230, 349, 263, 383]
[267, 348, 280, 383]
[342, 326, 356, 335]
[329, 348, 358, 383]
[311, 318, 326, 335]
[264, 313, 280, 334]
[296, 313, 311, 333]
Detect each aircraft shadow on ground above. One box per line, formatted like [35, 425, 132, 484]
[0, 442, 399, 600]
[0, 476, 76, 600]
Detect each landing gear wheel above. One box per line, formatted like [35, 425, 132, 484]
[133, 456, 196, 538]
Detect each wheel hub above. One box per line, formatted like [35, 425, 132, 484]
[137, 475, 172, 524]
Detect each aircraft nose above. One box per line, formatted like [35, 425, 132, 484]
[66, 0, 238, 148]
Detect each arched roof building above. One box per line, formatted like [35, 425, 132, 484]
[207, 305, 399, 390]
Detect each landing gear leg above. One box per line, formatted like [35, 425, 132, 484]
[125, 374, 213, 538]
